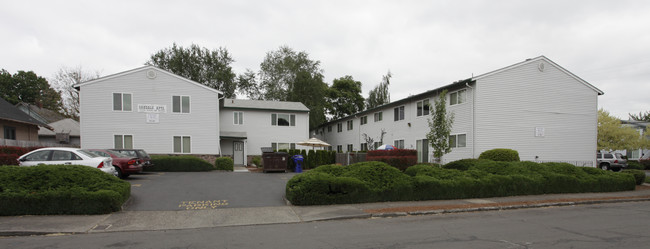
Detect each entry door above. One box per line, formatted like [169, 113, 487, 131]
[233, 141, 245, 165]
[416, 139, 429, 163]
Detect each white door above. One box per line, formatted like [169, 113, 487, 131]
[233, 141, 244, 165]
[416, 139, 429, 163]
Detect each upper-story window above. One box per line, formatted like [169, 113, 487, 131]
[271, 113, 295, 126]
[113, 93, 132, 111]
[394, 106, 405, 121]
[234, 111, 243, 125]
[337, 123, 343, 132]
[347, 120, 354, 130]
[417, 99, 430, 116]
[374, 112, 383, 122]
[450, 89, 466, 106]
[172, 95, 190, 113]
[328, 125, 332, 132]
[360, 116, 368, 125]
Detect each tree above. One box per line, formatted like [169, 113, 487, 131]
[236, 69, 262, 100]
[427, 89, 454, 162]
[0, 69, 62, 111]
[598, 108, 641, 151]
[146, 43, 237, 98]
[629, 110, 650, 122]
[326, 75, 365, 120]
[50, 66, 100, 120]
[289, 70, 328, 130]
[366, 71, 391, 110]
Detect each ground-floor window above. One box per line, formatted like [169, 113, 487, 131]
[347, 144, 353, 152]
[449, 134, 467, 148]
[173, 136, 191, 153]
[3, 126, 16, 140]
[337, 145, 343, 153]
[114, 135, 133, 149]
[271, 142, 295, 151]
[360, 143, 368, 151]
[394, 139, 404, 149]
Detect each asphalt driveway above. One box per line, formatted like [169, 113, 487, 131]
[125, 171, 295, 211]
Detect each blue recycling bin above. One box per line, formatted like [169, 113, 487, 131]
[291, 155, 304, 173]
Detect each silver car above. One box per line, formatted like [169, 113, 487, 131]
[596, 152, 627, 172]
[18, 147, 117, 177]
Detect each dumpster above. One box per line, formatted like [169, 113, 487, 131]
[262, 150, 288, 173]
[291, 155, 304, 173]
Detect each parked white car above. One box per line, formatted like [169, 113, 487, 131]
[18, 147, 117, 177]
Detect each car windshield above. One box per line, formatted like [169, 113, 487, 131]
[138, 150, 150, 158]
[77, 149, 99, 158]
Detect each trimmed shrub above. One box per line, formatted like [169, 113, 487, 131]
[0, 165, 130, 215]
[147, 155, 214, 172]
[0, 146, 40, 166]
[251, 156, 262, 167]
[478, 148, 520, 162]
[622, 169, 646, 185]
[641, 159, 650, 170]
[215, 157, 234, 171]
[626, 160, 643, 170]
[366, 149, 417, 171]
[342, 161, 414, 201]
[285, 172, 372, 205]
[443, 158, 485, 171]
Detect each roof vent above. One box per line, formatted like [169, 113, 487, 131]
[146, 70, 157, 79]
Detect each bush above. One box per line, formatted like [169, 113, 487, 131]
[627, 160, 643, 170]
[251, 156, 262, 167]
[641, 159, 650, 170]
[478, 148, 520, 162]
[215, 157, 234, 171]
[366, 149, 417, 171]
[0, 165, 130, 215]
[443, 158, 484, 171]
[0, 146, 40, 166]
[147, 155, 214, 172]
[622, 169, 646, 185]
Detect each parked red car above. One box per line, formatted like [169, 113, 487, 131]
[88, 149, 143, 179]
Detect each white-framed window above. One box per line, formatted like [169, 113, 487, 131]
[360, 143, 368, 151]
[271, 142, 295, 151]
[271, 113, 296, 126]
[113, 93, 132, 111]
[3, 126, 16, 140]
[394, 139, 404, 149]
[347, 144, 354, 152]
[337, 145, 343, 153]
[450, 89, 467, 106]
[416, 99, 430, 116]
[337, 123, 343, 132]
[449, 134, 467, 148]
[234, 111, 244, 125]
[114, 135, 133, 149]
[328, 125, 332, 132]
[173, 136, 191, 153]
[172, 95, 190, 113]
[374, 112, 383, 122]
[373, 142, 381, 150]
[347, 120, 354, 130]
[394, 106, 405, 121]
[360, 116, 368, 125]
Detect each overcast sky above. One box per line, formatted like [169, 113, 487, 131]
[1, 0, 648, 119]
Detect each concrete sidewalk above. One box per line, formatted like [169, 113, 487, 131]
[2, 187, 650, 236]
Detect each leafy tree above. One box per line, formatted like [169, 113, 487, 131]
[50, 66, 100, 120]
[427, 89, 454, 162]
[289, 70, 327, 130]
[0, 69, 62, 111]
[366, 71, 391, 110]
[146, 43, 237, 98]
[236, 69, 262, 100]
[598, 108, 641, 150]
[629, 110, 650, 122]
[326, 75, 365, 120]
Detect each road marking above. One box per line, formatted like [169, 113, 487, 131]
[131, 184, 142, 187]
[179, 200, 229, 210]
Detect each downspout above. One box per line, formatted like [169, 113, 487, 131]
[465, 82, 475, 158]
[217, 94, 225, 157]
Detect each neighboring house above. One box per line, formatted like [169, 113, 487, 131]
[0, 98, 51, 146]
[616, 120, 649, 160]
[15, 102, 66, 124]
[313, 56, 603, 166]
[220, 98, 310, 165]
[38, 118, 81, 146]
[75, 66, 311, 165]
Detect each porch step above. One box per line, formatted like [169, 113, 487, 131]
[233, 166, 249, 173]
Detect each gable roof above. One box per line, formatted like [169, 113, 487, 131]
[38, 118, 80, 136]
[222, 98, 310, 112]
[0, 98, 50, 128]
[73, 65, 223, 95]
[15, 102, 66, 124]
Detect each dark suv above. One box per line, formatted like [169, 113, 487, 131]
[596, 152, 627, 172]
[112, 149, 154, 168]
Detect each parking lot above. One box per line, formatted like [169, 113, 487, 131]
[125, 171, 296, 211]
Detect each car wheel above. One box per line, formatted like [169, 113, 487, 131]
[600, 163, 609, 171]
[114, 166, 124, 179]
[611, 167, 622, 172]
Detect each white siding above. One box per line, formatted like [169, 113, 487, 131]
[474, 58, 598, 164]
[79, 67, 220, 154]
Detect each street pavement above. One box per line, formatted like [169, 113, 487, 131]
[1, 168, 650, 237]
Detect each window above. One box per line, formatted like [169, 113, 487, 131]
[374, 112, 383, 122]
[360, 143, 368, 151]
[417, 99, 430, 116]
[23, 150, 51, 161]
[449, 134, 467, 148]
[328, 125, 332, 132]
[347, 144, 354, 152]
[373, 142, 381, 150]
[271, 142, 295, 151]
[271, 113, 296, 126]
[347, 120, 354, 130]
[450, 89, 467, 106]
[173, 136, 191, 153]
[394, 139, 404, 149]
[337, 145, 343, 153]
[3, 126, 16, 140]
[394, 106, 405, 121]
[337, 123, 343, 132]
[234, 112, 243, 125]
[51, 150, 82, 161]
[360, 116, 368, 125]
[114, 135, 133, 149]
[113, 93, 132, 111]
[172, 95, 190, 113]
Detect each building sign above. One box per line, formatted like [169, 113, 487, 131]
[138, 104, 167, 113]
[146, 113, 159, 124]
[535, 127, 545, 137]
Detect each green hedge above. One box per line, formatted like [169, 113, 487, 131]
[215, 157, 234, 171]
[478, 148, 520, 162]
[622, 169, 646, 185]
[0, 165, 131, 215]
[147, 155, 214, 172]
[278, 149, 336, 171]
[286, 160, 636, 205]
[366, 149, 417, 171]
[626, 160, 643, 170]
